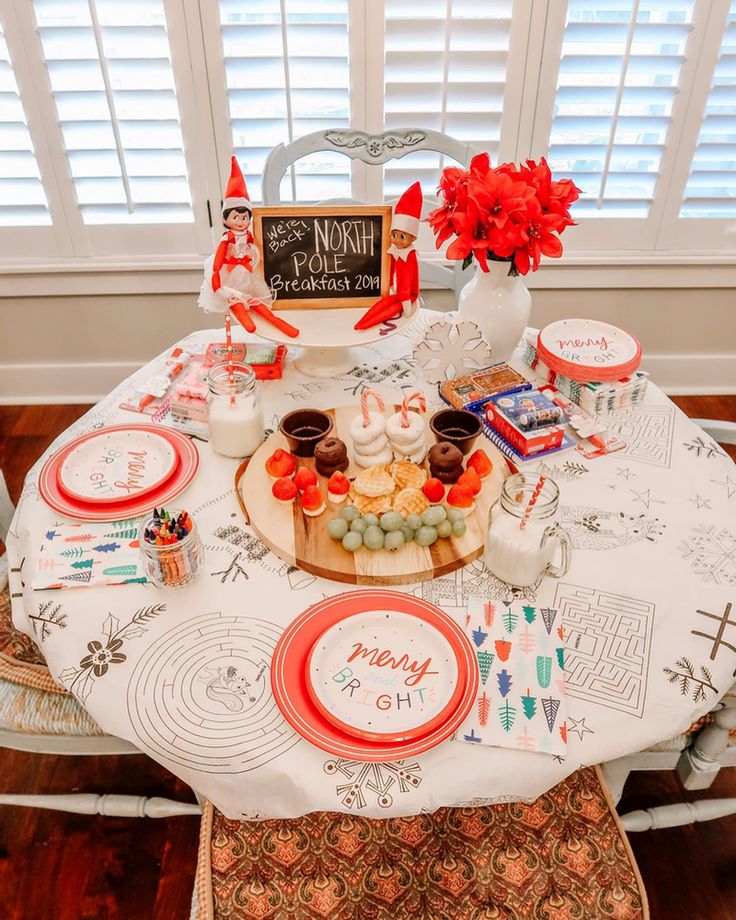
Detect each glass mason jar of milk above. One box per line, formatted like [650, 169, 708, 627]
[207, 362, 265, 458]
[483, 473, 572, 587]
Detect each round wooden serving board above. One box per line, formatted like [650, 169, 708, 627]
[240, 405, 510, 585]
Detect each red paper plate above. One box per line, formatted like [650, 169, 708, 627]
[536, 318, 642, 383]
[56, 426, 179, 504]
[271, 589, 477, 761]
[39, 425, 199, 522]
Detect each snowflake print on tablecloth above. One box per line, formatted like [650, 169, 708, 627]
[58, 603, 166, 702]
[678, 525, 736, 586]
[323, 758, 422, 810]
[412, 321, 492, 384]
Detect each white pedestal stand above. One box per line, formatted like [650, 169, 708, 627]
[248, 307, 420, 378]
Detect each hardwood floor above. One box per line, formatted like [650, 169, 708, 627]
[1, 399, 735, 920]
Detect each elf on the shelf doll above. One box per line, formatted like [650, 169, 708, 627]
[354, 180, 422, 331]
[198, 157, 299, 338]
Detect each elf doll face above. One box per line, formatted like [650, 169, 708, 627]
[224, 208, 251, 232]
[389, 228, 416, 250]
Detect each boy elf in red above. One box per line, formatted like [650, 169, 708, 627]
[355, 180, 422, 331]
[198, 157, 299, 338]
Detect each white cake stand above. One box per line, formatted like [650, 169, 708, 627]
[248, 306, 420, 378]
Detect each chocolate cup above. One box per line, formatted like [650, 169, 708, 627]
[278, 409, 333, 457]
[429, 408, 483, 456]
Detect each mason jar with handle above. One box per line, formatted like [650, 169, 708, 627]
[483, 473, 571, 587]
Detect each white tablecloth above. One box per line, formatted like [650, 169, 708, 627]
[8, 312, 736, 819]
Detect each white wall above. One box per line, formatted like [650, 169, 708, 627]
[1, 285, 734, 402]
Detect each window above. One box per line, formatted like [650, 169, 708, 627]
[0, 21, 50, 227]
[0, 0, 734, 272]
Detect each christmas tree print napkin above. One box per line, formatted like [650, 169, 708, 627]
[458, 598, 567, 757]
[32, 522, 147, 590]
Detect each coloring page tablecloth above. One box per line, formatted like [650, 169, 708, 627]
[7, 310, 736, 820]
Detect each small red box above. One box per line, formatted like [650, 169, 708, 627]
[485, 402, 564, 456]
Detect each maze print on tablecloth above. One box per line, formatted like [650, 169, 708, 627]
[127, 612, 299, 773]
[600, 405, 674, 468]
[554, 583, 655, 717]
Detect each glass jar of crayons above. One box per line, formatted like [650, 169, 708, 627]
[139, 507, 204, 588]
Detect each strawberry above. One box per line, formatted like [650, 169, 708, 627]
[265, 448, 296, 479]
[457, 467, 482, 496]
[301, 485, 326, 517]
[272, 477, 298, 504]
[327, 471, 350, 503]
[294, 467, 318, 492]
[467, 448, 493, 479]
[422, 477, 445, 504]
[446, 484, 475, 513]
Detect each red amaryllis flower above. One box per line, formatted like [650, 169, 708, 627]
[512, 197, 568, 275]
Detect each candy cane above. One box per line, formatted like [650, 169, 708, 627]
[400, 391, 427, 428]
[520, 475, 546, 530]
[225, 313, 235, 406]
[361, 388, 385, 427]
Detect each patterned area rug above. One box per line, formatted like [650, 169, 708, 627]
[195, 766, 648, 920]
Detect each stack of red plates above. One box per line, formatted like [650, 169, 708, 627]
[38, 424, 199, 522]
[271, 589, 478, 761]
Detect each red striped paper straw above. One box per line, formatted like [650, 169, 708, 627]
[361, 388, 385, 427]
[520, 475, 546, 530]
[225, 313, 235, 406]
[400, 391, 426, 428]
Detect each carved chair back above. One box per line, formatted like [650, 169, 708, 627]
[262, 127, 475, 294]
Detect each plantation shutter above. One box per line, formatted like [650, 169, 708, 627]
[0, 20, 51, 227]
[680, 0, 736, 218]
[32, 0, 193, 226]
[545, 0, 695, 221]
[382, 0, 514, 198]
[215, 0, 351, 203]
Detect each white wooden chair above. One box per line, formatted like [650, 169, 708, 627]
[261, 126, 475, 295]
[611, 419, 736, 831]
[0, 469, 200, 818]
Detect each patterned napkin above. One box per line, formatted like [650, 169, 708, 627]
[458, 598, 567, 757]
[32, 522, 147, 590]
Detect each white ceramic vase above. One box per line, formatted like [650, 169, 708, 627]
[457, 260, 532, 363]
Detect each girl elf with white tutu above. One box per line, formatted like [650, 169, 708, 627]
[198, 157, 299, 339]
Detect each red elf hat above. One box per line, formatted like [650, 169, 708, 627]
[222, 156, 252, 213]
[391, 180, 422, 236]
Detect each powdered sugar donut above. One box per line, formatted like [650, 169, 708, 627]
[392, 436, 427, 462]
[386, 410, 424, 450]
[350, 411, 386, 447]
[354, 433, 392, 458]
[354, 445, 394, 467]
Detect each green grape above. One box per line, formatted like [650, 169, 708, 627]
[451, 518, 467, 537]
[363, 513, 379, 527]
[405, 514, 422, 530]
[446, 508, 465, 524]
[340, 505, 360, 522]
[415, 525, 438, 547]
[384, 531, 405, 552]
[350, 518, 368, 534]
[422, 506, 447, 527]
[327, 517, 349, 540]
[342, 531, 363, 552]
[400, 523, 415, 542]
[380, 511, 404, 532]
[363, 525, 385, 551]
[436, 519, 453, 539]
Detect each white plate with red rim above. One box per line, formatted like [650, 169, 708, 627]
[536, 318, 642, 383]
[57, 428, 178, 504]
[306, 608, 462, 743]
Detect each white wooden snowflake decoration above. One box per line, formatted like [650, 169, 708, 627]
[412, 320, 492, 384]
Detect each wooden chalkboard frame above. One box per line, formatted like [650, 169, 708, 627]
[252, 205, 392, 310]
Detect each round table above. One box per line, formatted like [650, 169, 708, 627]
[7, 311, 736, 820]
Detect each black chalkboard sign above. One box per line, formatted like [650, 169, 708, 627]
[252, 205, 391, 309]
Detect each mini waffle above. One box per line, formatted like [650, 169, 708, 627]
[351, 490, 394, 515]
[353, 465, 395, 497]
[392, 487, 430, 517]
[389, 459, 427, 490]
